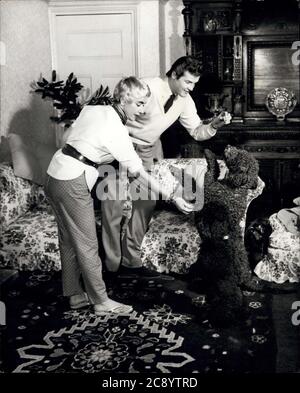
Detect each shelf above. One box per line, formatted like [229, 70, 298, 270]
[190, 32, 235, 38]
[219, 121, 300, 133]
[223, 80, 243, 86]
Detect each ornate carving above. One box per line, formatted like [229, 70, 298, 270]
[266, 88, 297, 121]
[243, 145, 300, 154]
[233, 0, 242, 33]
[218, 128, 300, 141]
[182, 3, 193, 37]
[181, 140, 300, 158]
[197, 10, 232, 32]
[275, 21, 292, 31]
[182, 2, 193, 55]
[203, 13, 218, 33]
[232, 89, 244, 119]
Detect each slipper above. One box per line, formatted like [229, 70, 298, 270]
[69, 293, 90, 310]
[94, 304, 133, 315]
[70, 299, 90, 310]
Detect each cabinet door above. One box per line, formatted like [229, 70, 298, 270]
[193, 36, 220, 75]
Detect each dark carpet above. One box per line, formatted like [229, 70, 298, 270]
[0, 270, 277, 374]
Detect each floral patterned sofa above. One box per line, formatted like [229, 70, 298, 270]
[0, 159, 264, 274]
[0, 162, 60, 271]
[254, 211, 300, 283]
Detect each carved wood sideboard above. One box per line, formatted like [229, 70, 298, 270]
[177, 121, 300, 217]
[168, 0, 300, 218]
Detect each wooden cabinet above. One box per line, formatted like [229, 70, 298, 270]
[182, 0, 245, 121]
[182, 0, 300, 121]
[169, 0, 300, 217]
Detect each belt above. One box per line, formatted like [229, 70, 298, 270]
[62, 144, 99, 169]
[110, 160, 120, 170]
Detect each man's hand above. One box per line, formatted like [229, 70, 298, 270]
[172, 196, 194, 215]
[210, 111, 232, 130]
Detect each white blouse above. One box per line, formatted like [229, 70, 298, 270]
[47, 105, 143, 190]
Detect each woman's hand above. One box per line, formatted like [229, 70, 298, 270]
[172, 196, 194, 214]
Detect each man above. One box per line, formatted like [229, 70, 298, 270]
[101, 56, 232, 277]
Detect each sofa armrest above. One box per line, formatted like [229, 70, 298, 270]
[150, 158, 228, 203]
[0, 162, 44, 231]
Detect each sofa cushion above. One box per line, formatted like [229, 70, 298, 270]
[0, 205, 60, 271]
[141, 209, 202, 274]
[268, 213, 300, 250]
[0, 162, 45, 232]
[254, 212, 300, 283]
[8, 133, 57, 186]
[254, 247, 300, 284]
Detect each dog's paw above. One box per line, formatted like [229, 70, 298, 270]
[204, 149, 215, 160]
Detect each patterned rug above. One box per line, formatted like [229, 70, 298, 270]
[0, 270, 277, 374]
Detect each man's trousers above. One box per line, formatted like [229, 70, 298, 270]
[101, 141, 162, 272]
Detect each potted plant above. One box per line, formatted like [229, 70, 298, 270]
[32, 70, 112, 147]
[32, 70, 112, 126]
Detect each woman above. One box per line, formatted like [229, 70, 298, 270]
[45, 77, 193, 315]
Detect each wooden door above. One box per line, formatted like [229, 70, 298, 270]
[50, 9, 137, 99]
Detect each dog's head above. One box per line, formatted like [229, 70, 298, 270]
[223, 145, 259, 189]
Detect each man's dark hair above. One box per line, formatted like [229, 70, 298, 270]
[166, 56, 203, 78]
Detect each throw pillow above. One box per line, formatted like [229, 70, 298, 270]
[8, 133, 57, 185]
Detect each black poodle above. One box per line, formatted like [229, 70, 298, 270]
[190, 146, 263, 326]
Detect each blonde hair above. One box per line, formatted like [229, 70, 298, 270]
[113, 76, 150, 103]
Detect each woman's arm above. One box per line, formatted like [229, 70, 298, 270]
[130, 167, 194, 215]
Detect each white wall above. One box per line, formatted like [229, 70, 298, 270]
[159, 0, 185, 76]
[138, 0, 160, 77]
[0, 0, 186, 161]
[0, 0, 54, 161]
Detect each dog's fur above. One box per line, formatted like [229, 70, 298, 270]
[190, 146, 262, 326]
